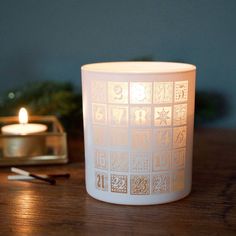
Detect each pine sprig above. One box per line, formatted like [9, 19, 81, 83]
[0, 81, 83, 131]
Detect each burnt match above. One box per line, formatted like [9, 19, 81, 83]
[8, 173, 70, 181]
[11, 167, 56, 185]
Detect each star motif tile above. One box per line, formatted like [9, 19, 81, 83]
[154, 106, 172, 126]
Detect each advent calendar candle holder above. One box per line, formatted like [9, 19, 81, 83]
[0, 116, 68, 166]
[82, 61, 196, 205]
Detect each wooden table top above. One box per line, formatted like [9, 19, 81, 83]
[0, 128, 235, 236]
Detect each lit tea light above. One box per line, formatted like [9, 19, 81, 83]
[1, 108, 47, 135]
[1, 108, 48, 157]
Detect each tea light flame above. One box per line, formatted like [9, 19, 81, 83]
[19, 108, 28, 124]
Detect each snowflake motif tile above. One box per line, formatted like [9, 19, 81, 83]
[153, 128, 172, 149]
[174, 81, 188, 103]
[111, 174, 128, 193]
[91, 80, 107, 103]
[110, 152, 129, 172]
[131, 175, 150, 195]
[173, 104, 187, 126]
[130, 106, 152, 127]
[152, 173, 171, 194]
[93, 126, 107, 146]
[109, 105, 128, 127]
[154, 106, 172, 126]
[94, 149, 108, 170]
[95, 171, 108, 191]
[108, 82, 128, 104]
[172, 169, 185, 192]
[130, 152, 150, 172]
[172, 148, 186, 169]
[152, 150, 171, 171]
[173, 126, 187, 148]
[153, 82, 173, 104]
[109, 128, 129, 147]
[92, 103, 107, 125]
[131, 129, 152, 150]
[130, 82, 152, 104]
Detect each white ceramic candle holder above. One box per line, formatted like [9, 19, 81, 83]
[82, 61, 196, 205]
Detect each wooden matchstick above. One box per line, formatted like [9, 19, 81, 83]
[11, 167, 56, 185]
[8, 173, 70, 181]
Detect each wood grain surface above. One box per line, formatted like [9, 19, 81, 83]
[0, 129, 235, 236]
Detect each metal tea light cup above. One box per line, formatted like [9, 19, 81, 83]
[2, 134, 47, 158]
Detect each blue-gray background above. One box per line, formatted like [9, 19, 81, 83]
[0, 0, 235, 127]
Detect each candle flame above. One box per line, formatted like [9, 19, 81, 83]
[19, 107, 28, 124]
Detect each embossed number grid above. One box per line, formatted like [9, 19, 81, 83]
[92, 80, 188, 195]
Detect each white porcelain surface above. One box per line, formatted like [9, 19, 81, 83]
[82, 61, 196, 205]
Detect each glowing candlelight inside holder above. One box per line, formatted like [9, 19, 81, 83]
[1, 108, 47, 157]
[82, 61, 196, 205]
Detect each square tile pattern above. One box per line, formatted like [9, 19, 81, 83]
[92, 80, 189, 195]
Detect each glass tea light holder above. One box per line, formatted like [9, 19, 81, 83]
[82, 61, 196, 205]
[1, 108, 48, 157]
[0, 108, 68, 166]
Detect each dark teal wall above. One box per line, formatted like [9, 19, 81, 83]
[0, 0, 236, 127]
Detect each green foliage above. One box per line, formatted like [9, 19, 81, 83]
[0, 81, 83, 131]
